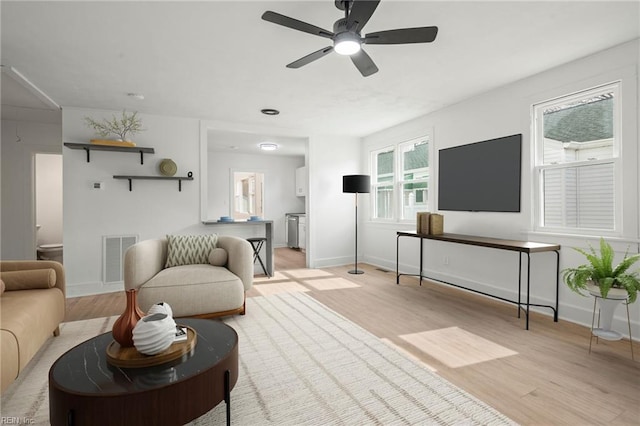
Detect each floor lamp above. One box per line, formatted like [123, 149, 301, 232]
[343, 174, 370, 275]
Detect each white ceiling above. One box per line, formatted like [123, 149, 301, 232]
[2, 1, 639, 154]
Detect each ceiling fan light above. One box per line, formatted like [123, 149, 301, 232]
[334, 33, 361, 55]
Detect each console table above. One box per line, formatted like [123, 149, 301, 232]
[396, 231, 560, 330]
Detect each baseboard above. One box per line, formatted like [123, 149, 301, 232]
[66, 281, 124, 298]
[310, 255, 354, 269]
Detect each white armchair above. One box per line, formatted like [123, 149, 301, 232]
[124, 235, 253, 318]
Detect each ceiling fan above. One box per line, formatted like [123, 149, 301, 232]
[261, 0, 438, 77]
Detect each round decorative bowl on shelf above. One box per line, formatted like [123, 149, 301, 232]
[159, 159, 177, 176]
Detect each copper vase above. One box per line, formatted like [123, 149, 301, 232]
[112, 289, 145, 347]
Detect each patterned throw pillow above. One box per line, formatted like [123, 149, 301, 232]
[165, 234, 218, 268]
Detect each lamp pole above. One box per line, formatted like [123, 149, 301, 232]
[343, 174, 370, 275]
[350, 191, 363, 274]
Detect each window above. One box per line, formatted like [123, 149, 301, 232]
[533, 82, 620, 234]
[371, 136, 430, 221]
[399, 139, 429, 220]
[231, 171, 264, 220]
[372, 147, 394, 219]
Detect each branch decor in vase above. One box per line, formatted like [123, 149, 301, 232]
[85, 110, 145, 147]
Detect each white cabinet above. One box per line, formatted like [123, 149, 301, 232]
[299, 215, 306, 251]
[295, 166, 307, 197]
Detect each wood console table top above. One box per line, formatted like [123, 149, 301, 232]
[397, 231, 561, 253]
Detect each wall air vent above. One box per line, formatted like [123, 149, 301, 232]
[103, 235, 138, 284]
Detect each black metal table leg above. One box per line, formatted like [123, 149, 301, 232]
[518, 253, 522, 318]
[396, 234, 400, 284]
[526, 253, 531, 330]
[224, 369, 231, 426]
[419, 236, 423, 286]
[554, 250, 560, 322]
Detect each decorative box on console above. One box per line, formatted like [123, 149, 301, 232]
[416, 212, 430, 234]
[416, 212, 443, 235]
[430, 214, 444, 235]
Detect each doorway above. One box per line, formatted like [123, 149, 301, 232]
[34, 153, 63, 259]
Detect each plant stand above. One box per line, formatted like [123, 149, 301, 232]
[589, 293, 634, 360]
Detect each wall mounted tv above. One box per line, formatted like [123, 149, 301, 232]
[438, 134, 522, 212]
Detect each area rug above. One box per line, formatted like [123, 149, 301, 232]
[2, 293, 517, 425]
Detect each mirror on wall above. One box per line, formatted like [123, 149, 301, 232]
[232, 171, 264, 220]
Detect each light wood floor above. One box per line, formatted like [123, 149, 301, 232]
[65, 247, 640, 425]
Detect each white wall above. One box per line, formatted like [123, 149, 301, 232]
[62, 108, 202, 296]
[1, 118, 62, 260]
[207, 150, 305, 247]
[361, 39, 640, 338]
[307, 134, 363, 268]
[62, 108, 353, 295]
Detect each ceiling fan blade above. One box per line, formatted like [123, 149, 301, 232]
[365, 26, 438, 44]
[286, 46, 334, 69]
[350, 49, 378, 77]
[346, 0, 380, 32]
[262, 11, 334, 39]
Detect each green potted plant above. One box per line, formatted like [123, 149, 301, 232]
[85, 110, 144, 143]
[562, 237, 640, 303]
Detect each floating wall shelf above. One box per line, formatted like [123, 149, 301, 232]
[113, 175, 194, 192]
[64, 142, 155, 164]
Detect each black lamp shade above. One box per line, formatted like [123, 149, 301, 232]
[343, 175, 370, 193]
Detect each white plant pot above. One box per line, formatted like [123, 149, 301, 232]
[586, 282, 629, 300]
[587, 282, 627, 341]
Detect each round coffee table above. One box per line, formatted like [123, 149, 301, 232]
[49, 318, 238, 426]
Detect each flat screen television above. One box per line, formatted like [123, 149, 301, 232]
[438, 134, 522, 212]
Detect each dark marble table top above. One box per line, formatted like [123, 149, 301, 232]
[49, 318, 237, 395]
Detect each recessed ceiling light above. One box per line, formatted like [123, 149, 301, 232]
[127, 92, 145, 100]
[259, 143, 278, 151]
[261, 108, 280, 116]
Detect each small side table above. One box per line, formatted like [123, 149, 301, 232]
[589, 293, 634, 360]
[247, 237, 269, 277]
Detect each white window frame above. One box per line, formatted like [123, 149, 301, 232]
[370, 134, 432, 223]
[371, 145, 396, 222]
[532, 81, 622, 236]
[397, 137, 430, 222]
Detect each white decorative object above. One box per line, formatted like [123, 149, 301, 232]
[132, 313, 176, 355]
[147, 302, 173, 318]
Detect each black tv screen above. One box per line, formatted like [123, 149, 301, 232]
[438, 134, 522, 212]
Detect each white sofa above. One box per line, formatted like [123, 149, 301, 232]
[124, 235, 253, 318]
